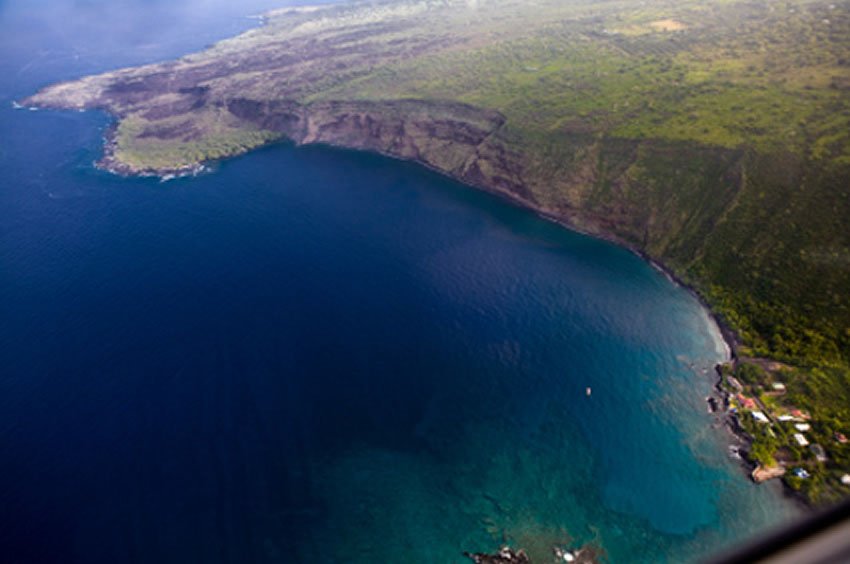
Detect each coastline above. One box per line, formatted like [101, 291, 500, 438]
[92, 114, 743, 368]
[63, 102, 809, 512]
[95, 123, 211, 179]
[10, 2, 843, 561]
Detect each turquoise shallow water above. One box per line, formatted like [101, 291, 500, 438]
[0, 2, 800, 563]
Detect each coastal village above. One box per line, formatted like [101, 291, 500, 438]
[716, 359, 850, 503]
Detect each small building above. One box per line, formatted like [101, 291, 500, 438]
[778, 415, 796, 422]
[836, 432, 848, 444]
[841, 474, 850, 486]
[737, 394, 757, 410]
[793, 468, 810, 479]
[794, 433, 809, 447]
[810, 444, 828, 463]
[791, 409, 811, 420]
[794, 423, 811, 432]
[752, 411, 769, 424]
[771, 382, 786, 393]
[727, 376, 744, 392]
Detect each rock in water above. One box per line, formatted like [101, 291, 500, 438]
[463, 546, 531, 563]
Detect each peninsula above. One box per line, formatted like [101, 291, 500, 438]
[23, 0, 850, 503]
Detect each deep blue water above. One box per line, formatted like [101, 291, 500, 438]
[0, 2, 799, 563]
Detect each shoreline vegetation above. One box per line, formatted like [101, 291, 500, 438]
[21, 0, 850, 508]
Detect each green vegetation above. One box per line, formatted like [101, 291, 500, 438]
[24, 0, 850, 504]
[115, 111, 281, 171]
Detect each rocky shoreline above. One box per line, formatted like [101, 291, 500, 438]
[94, 123, 210, 179]
[464, 543, 600, 564]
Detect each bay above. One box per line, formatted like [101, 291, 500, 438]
[0, 2, 799, 562]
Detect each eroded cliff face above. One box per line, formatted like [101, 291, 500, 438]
[223, 98, 537, 203]
[220, 96, 748, 265]
[48, 66, 728, 258]
[218, 96, 746, 259]
[23, 77, 782, 308]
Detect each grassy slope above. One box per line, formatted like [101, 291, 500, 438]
[26, 0, 850, 502]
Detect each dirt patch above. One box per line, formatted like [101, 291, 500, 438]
[649, 19, 688, 32]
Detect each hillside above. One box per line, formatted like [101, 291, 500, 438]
[24, 0, 850, 502]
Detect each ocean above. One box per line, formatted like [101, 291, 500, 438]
[0, 1, 799, 562]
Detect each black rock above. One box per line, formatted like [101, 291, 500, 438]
[463, 546, 531, 563]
